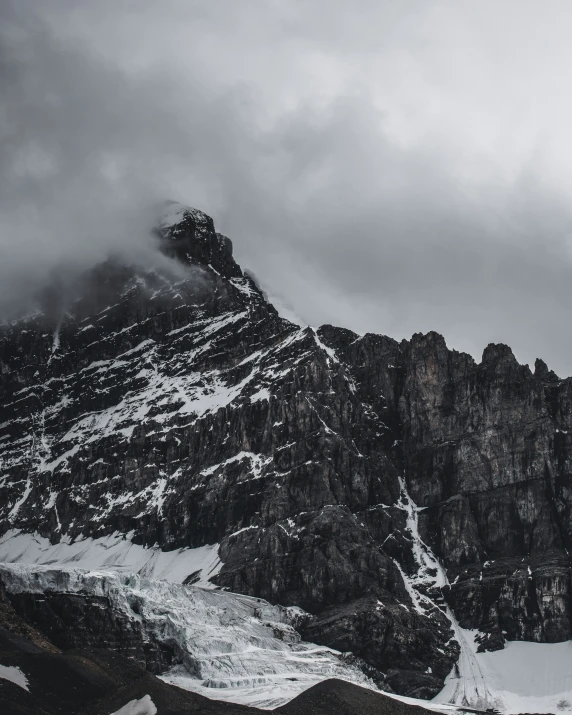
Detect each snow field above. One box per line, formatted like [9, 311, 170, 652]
[0, 529, 222, 586]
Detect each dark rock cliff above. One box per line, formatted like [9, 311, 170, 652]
[1, 201, 570, 696]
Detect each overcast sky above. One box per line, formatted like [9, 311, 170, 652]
[4, 1, 572, 374]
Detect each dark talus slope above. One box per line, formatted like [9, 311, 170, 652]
[1, 201, 571, 698]
[278, 679, 438, 715]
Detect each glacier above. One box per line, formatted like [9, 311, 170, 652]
[4, 500, 572, 712]
[3, 463, 572, 712]
[0, 563, 375, 709]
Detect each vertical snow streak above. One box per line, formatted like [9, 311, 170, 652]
[394, 477, 497, 709]
[48, 314, 64, 365]
[396, 476, 449, 590]
[51, 320, 61, 355]
[7, 476, 32, 522]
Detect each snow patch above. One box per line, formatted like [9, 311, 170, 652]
[158, 201, 208, 231]
[250, 387, 270, 403]
[311, 328, 338, 363]
[0, 664, 29, 691]
[111, 694, 157, 715]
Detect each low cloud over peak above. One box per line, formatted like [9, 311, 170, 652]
[3, 1, 572, 374]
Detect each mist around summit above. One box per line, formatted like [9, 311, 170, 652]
[4, 2, 572, 373]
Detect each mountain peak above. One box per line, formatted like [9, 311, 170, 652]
[156, 200, 241, 278]
[157, 200, 211, 231]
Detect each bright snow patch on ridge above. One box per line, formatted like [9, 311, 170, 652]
[435, 630, 572, 714]
[111, 694, 157, 715]
[0, 530, 221, 586]
[159, 201, 189, 228]
[0, 664, 29, 691]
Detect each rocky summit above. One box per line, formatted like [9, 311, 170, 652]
[1, 201, 572, 702]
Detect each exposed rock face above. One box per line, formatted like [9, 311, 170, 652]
[1, 201, 571, 697]
[398, 333, 572, 644]
[8, 588, 176, 673]
[316, 326, 572, 641]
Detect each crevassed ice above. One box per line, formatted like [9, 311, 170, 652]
[0, 563, 373, 710]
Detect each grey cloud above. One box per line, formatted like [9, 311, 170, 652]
[0, 2, 233, 311]
[3, 1, 572, 375]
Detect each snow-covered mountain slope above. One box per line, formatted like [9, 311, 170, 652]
[0, 529, 222, 585]
[3, 200, 572, 705]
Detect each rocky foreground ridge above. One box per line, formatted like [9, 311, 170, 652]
[1, 201, 571, 699]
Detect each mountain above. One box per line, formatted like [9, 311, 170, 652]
[1, 201, 572, 708]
